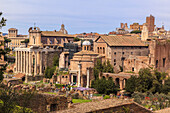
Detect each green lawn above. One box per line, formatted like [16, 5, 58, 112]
[72, 99, 92, 103]
[44, 92, 57, 95]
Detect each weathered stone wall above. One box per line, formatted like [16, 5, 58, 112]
[17, 93, 68, 113]
[90, 103, 152, 113]
[154, 41, 170, 74]
[111, 46, 149, 71]
[124, 55, 150, 73]
[42, 50, 61, 71]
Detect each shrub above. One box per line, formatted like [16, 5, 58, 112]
[103, 95, 110, 99]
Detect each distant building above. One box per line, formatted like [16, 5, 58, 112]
[128, 15, 155, 33]
[146, 15, 155, 32]
[130, 23, 143, 31]
[141, 23, 149, 41]
[124, 39, 170, 75]
[94, 36, 149, 72]
[69, 41, 103, 87]
[14, 24, 74, 82]
[59, 43, 79, 69]
[8, 28, 28, 51]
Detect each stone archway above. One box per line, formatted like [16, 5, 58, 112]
[122, 78, 127, 89]
[115, 78, 120, 86]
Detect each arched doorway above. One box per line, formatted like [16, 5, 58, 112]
[122, 78, 127, 89]
[115, 78, 120, 86]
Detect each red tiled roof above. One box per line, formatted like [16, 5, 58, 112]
[13, 73, 25, 79]
[96, 36, 146, 47]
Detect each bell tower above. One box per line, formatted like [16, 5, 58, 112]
[141, 23, 149, 41]
[28, 27, 42, 47]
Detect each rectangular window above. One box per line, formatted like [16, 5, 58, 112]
[132, 67, 134, 71]
[163, 58, 166, 67]
[156, 60, 158, 68]
[97, 47, 99, 53]
[114, 59, 116, 66]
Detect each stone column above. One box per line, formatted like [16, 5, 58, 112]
[26, 51, 29, 75]
[18, 51, 20, 72]
[29, 52, 32, 76]
[34, 52, 37, 76]
[71, 74, 73, 84]
[119, 79, 123, 90]
[39, 52, 43, 75]
[21, 51, 23, 73]
[78, 63, 81, 87]
[86, 67, 90, 88]
[23, 51, 26, 73]
[15, 51, 18, 73]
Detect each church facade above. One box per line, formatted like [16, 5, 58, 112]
[15, 25, 74, 82]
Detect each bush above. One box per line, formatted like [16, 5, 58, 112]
[103, 95, 110, 99]
[74, 37, 80, 42]
[91, 78, 119, 95]
[130, 30, 141, 34]
[55, 84, 63, 88]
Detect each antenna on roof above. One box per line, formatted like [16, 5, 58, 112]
[34, 23, 36, 27]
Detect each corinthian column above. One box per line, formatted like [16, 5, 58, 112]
[86, 67, 90, 88]
[40, 52, 43, 75]
[78, 63, 81, 87]
[18, 51, 21, 72]
[23, 51, 26, 73]
[34, 52, 37, 76]
[26, 51, 29, 74]
[29, 52, 32, 76]
[15, 51, 18, 73]
[21, 51, 23, 72]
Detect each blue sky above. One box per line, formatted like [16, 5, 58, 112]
[0, 0, 170, 35]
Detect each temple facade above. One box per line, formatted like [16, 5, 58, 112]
[69, 41, 103, 87]
[15, 25, 74, 82]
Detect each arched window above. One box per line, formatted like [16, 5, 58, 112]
[103, 47, 105, 54]
[97, 47, 99, 53]
[33, 36, 35, 44]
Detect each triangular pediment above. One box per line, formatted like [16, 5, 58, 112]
[95, 36, 105, 43]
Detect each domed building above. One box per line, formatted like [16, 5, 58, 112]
[59, 24, 68, 34]
[69, 40, 104, 87]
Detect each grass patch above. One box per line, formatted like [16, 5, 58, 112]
[55, 84, 64, 88]
[72, 99, 92, 103]
[93, 94, 102, 96]
[44, 92, 57, 95]
[103, 95, 110, 99]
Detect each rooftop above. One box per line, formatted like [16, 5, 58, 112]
[41, 31, 75, 37]
[97, 36, 146, 47]
[55, 99, 152, 113]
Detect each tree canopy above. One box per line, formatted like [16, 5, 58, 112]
[125, 68, 169, 94]
[44, 54, 59, 78]
[91, 78, 119, 95]
[73, 37, 80, 42]
[130, 30, 141, 34]
[0, 12, 7, 83]
[0, 12, 6, 29]
[93, 59, 114, 80]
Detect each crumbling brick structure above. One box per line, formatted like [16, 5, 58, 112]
[17, 93, 68, 113]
